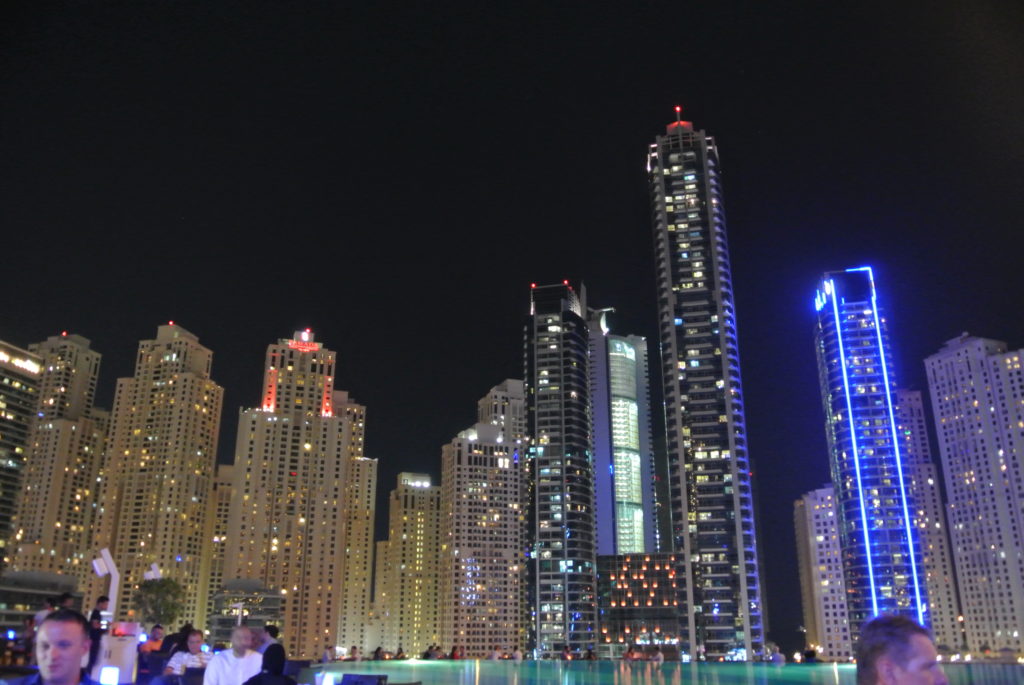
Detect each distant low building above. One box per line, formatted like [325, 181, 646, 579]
[0, 570, 79, 636]
[207, 579, 283, 648]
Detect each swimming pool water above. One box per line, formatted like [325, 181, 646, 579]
[301, 660, 1022, 685]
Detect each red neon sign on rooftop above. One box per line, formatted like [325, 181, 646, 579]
[288, 340, 319, 352]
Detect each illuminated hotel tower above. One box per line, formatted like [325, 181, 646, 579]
[94, 324, 223, 625]
[525, 283, 597, 657]
[227, 330, 354, 659]
[648, 114, 764, 659]
[376, 473, 440, 656]
[336, 392, 378, 653]
[440, 380, 526, 657]
[813, 268, 927, 637]
[894, 389, 964, 651]
[9, 334, 108, 585]
[589, 310, 656, 554]
[794, 486, 853, 661]
[925, 334, 1024, 654]
[0, 340, 42, 563]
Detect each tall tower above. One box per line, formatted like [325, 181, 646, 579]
[647, 115, 764, 659]
[794, 486, 853, 661]
[894, 389, 964, 651]
[813, 268, 927, 637]
[336, 389, 378, 654]
[0, 340, 42, 565]
[925, 334, 1024, 654]
[440, 380, 526, 657]
[588, 310, 656, 555]
[94, 324, 223, 625]
[227, 330, 353, 659]
[203, 463, 234, 624]
[524, 282, 596, 657]
[376, 472, 440, 656]
[9, 334, 107, 585]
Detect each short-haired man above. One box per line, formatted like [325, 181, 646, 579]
[856, 615, 948, 685]
[203, 626, 261, 685]
[1, 609, 99, 685]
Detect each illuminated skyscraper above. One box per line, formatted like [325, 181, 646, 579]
[648, 116, 764, 659]
[376, 472, 440, 656]
[813, 268, 927, 637]
[525, 283, 597, 657]
[0, 340, 42, 563]
[94, 324, 223, 625]
[9, 334, 107, 585]
[794, 486, 853, 661]
[925, 334, 1024, 653]
[440, 380, 526, 657]
[336, 387, 378, 654]
[227, 330, 353, 659]
[589, 310, 656, 555]
[894, 389, 964, 651]
[204, 463, 234, 620]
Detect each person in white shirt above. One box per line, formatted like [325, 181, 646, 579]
[165, 630, 213, 675]
[486, 646, 501, 661]
[203, 627, 262, 685]
[511, 647, 523, 663]
[649, 646, 664, 663]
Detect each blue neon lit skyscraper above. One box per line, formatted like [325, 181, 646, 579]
[813, 267, 927, 637]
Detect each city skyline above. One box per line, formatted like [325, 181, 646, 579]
[4, 2, 1024, 656]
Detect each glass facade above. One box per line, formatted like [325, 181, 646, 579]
[813, 267, 927, 637]
[648, 119, 763, 660]
[525, 283, 597, 658]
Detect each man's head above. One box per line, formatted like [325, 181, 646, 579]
[230, 626, 253, 655]
[856, 615, 948, 685]
[36, 609, 90, 685]
[43, 597, 58, 610]
[151, 625, 165, 641]
[186, 630, 204, 654]
[57, 593, 75, 609]
[265, 625, 279, 640]
[96, 596, 109, 610]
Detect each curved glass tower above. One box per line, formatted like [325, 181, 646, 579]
[525, 282, 597, 658]
[813, 267, 927, 637]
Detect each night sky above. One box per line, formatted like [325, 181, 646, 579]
[4, 2, 1023, 654]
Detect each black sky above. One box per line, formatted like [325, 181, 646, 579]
[4, 1, 1023, 655]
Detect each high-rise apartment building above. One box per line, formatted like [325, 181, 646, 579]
[204, 463, 234, 616]
[525, 283, 597, 657]
[441, 380, 526, 657]
[337, 453, 378, 652]
[813, 268, 927, 637]
[925, 334, 1024, 653]
[794, 486, 853, 661]
[93, 324, 223, 625]
[0, 340, 42, 564]
[376, 472, 440, 656]
[589, 310, 656, 555]
[227, 330, 354, 659]
[9, 334, 107, 586]
[648, 116, 764, 659]
[894, 389, 964, 651]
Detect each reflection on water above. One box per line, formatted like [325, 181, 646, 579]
[305, 659, 1022, 685]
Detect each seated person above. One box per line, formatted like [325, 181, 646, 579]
[166, 631, 212, 675]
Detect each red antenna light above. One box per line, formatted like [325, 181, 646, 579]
[530, 282, 537, 289]
[61, 331, 68, 337]
[674, 105, 681, 113]
[168, 320, 175, 326]
[563, 279, 569, 286]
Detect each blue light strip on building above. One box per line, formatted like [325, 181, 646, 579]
[857, 267, 926, 624]
[828, 276, 881, 617]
